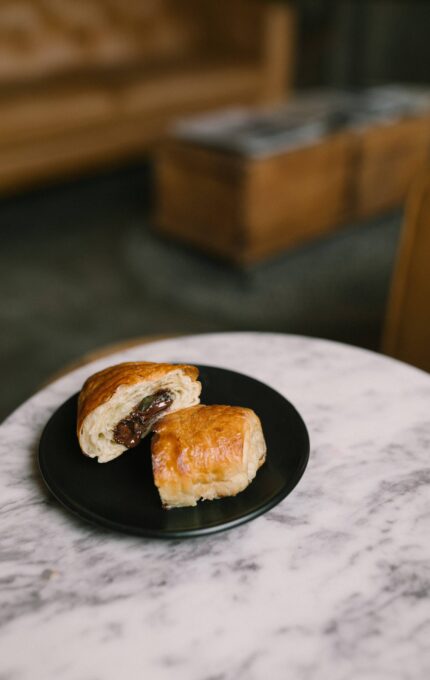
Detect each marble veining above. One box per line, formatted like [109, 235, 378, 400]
[1, 333, 429, 680]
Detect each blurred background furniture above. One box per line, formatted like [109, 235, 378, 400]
[156, 88, 430, 263]
[157, 125, 354, 264]
[355, 114, 430, 219]
[2, 0, 430, 420]
[383, 169, 430, 372]
[0, 0, 296, 192]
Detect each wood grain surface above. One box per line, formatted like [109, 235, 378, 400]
[383, 169, 430, 372]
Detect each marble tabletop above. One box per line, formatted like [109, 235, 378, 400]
[1, 332, 430, 680]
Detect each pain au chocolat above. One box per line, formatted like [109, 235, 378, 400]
[77, 362, 201, 463]
[151, 405, 267, 508]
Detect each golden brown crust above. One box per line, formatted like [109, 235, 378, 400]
[151, 405, 252, 487]
[77, 362, 199, 436]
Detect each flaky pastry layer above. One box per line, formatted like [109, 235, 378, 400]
[77, 362, 200, 462]
[151, 404, 266, 508]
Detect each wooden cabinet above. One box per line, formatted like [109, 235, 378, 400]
[355, 116, 430, 218]
[156, 132, 356, 264]
[155, 92, 430, 264]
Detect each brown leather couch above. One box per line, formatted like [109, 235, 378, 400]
[0, 0, 295, 192]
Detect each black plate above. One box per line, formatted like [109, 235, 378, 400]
[38, 365, 310, 538]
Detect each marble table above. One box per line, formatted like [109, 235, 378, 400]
[1, 333, 430, 680]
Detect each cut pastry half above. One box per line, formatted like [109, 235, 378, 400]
[77, 362, 201, 462]
[151, 404, 267, 508]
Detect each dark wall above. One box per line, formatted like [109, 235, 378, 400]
[297, 0, 430, 88]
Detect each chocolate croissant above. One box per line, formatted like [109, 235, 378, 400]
[77, 362, 201, 462]
[151, 405, 266, 508]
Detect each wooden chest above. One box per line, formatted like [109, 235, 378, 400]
[354, 116, 430, 219]
[155, 90, 430, 264]
[156, 132, 356, 264]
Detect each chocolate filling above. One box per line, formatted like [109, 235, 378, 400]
[113, 390, 173, 448]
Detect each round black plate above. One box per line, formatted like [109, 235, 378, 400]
[38, 365, 310, 538]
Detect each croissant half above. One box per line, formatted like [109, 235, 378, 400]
[151, 405, 267, 508]
[77, 362, 201, 463]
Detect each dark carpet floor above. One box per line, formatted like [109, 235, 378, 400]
[0, 162, 402, 422]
